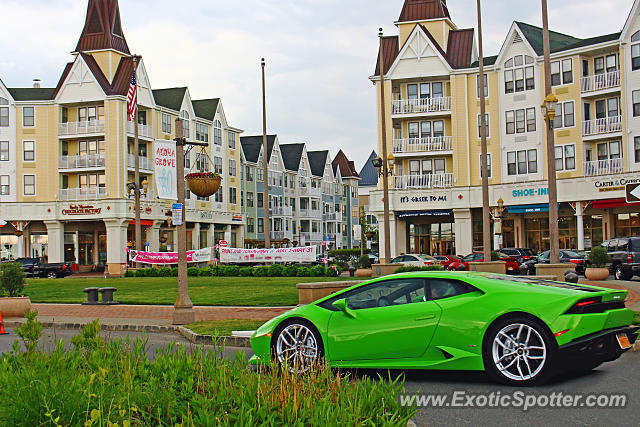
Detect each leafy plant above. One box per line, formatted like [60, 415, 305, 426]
[325, 265, 340, 277]
[71, 319, 103, 353]
[394, 265, 444, 273]
[296, 266, 311, 277]
[282, 265, 298, 277]
[239, 267, 253, 277]
[187, 267, 200, 277]
[588, 247, 609, 268]
[14, 309, 43, 353]
[491, 251, 501, 261]
[225, 265, 240, 277]
[158, 267, 172, 277]
[0, 261, 26, 297]
[268, 264, 283, 277]
[358, 254, 372, 269]
[253, 266, 269, 277]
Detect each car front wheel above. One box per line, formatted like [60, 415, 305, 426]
[483, 316, 556, 386]
[273, 320, 324, 373]
[614, 264, 631, 281]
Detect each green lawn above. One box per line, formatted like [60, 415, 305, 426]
[23, 276, 348, 307]
[185, 319, 266, 335]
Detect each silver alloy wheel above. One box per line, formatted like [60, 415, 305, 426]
[275, 323, 319, 373]
[492, 323, 547, 381]
[615, 265, 623, 280]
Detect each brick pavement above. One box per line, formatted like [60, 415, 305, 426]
[581, 280, 640, 308]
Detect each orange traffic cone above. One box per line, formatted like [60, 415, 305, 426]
[0, 311, 7, 335]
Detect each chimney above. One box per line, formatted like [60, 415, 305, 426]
[33, 79, 41, 89]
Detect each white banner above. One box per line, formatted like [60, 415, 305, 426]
[154, 140, 177, 200]
[130, 247, 213, 264]
[219, 247, 316, 263]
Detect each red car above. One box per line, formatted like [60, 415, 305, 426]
[432, 255, 461, 269]
[447, 252, 520, 274]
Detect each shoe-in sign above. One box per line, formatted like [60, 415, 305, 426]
[626, 183, 640, 203]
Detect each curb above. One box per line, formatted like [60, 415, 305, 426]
[176, 326, 251, 348]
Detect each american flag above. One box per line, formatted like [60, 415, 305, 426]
[127, 71, 137, 121]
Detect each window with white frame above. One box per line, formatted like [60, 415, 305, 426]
[504, 55, 535, 93]
[213, 120, 222, 145]
[0, 175, 8, 195]
[0, 97, 8, 127]
[0, 141, 8, 161]
[227, 131, 236, 149]
[633, 90, 640, 117]
[635, 137, 640, 163]
[23, 141, 35, 161]
[195, 123, 209, 142]
[195, 153, 209, 172]
[408, 158, 446, 175]
[632, 31, 640, 71]
[229, 187, 237, 204]
[257, 218, 264, 233]
[480, 153, 492, 178]
[554, 144, 576, 171]
[408, 119, 444, 140]
[245, 166, 253, 181]
[180, 111, 190, 138]
[477, 113, 489, 138]
[22, 107, 34, 127]
[477, 73, 488, 98]
[247, 191, 254, 207]
[595, 141, 621, 161]
[505, 108, 536, 134]
[214, 187, 223, 203]
[213, 156, 222, 174]
[229, 159, 236, 176]
[184, 152, 191, 169]
[407, 82, 443, 99]
[553, 102, 575, 128]
[23, 175, 35, 195]
[247, 217, 255, 233]
[551, 59, 573, 86]
[162, 113, 172, 133]
[507, 149, 537, 175]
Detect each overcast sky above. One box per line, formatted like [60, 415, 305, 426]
[0, 0, 634, 169]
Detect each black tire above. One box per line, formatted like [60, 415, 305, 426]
[47, 271, 57, 279]
[271, 319, 324, 373]
[614, 264, 631, 281]
[482, 315, 557, 386]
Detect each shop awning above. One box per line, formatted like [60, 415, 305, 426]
[506, 204, 549, 213]
[591, 198, 635, 209]
[396, 209, 454, 219]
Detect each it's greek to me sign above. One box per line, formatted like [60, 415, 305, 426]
[219, 247, 316, 263]
[154, 140, 177, 200]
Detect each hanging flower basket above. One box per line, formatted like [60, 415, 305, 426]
[185, 172, 222, 198]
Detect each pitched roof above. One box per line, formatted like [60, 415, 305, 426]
[54, 62, 74, 97]
[470, 55, 498, 68]
[80, 52, 113, 93]
[515, 22, 581, 56]
[446, 29, 475, 69]
[6, 87, 56, 101]
[75, 0, 130, 55]
[558, 32, 621, 51]
[152, 87, 187, 111]
[307, 151, 329, 177]
[332, 150, 360, 179]
[279, 143, 305, 172]
[398, 0, 450, 23]
[358, 151, 379, 187]
[192, 99, 220, 121]
[110, 56, 136, 95]
[240, 135, 276, 164]
[374, 36, 399, 76]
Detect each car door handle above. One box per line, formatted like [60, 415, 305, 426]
[415, 314, 435, 321]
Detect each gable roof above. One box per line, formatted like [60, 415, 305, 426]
[80, 52, 113, 93]
[446, 29, 475, 69]
[240, 135, 276, 164]
[358, 151, 379, 187]
[374, 36, 400, 76]
[332, 150, 360, 179]
[398, 0, 450, 23]
[558, 32, 621, 51]
[152, 87, 187, 111]
[75, 0, 130, 55]
[279, 143, 305, 172]
[192, 99, 220, 121]
[307, 151, 329, 177]
[6, 87, 56, 101]
[470, 55, 498, 68]
[515, 22, 581, 56]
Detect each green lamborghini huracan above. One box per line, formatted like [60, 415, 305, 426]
[249, 272, 638, 385]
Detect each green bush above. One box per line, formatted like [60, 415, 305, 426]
[296, 266, 311, 277]
[588, 247, 609, 268]
[239, 267, 253, 277]
[134, 268, 147, 278]
[124, 270, 135, 278]
[253, 266, 269, 277]
[14, 309, 42, 353]
[225, 265, 240, 277]
[324, 266, 339, 277]
[282, 265, 298, 277]
[358, 254, 372, 269]
[146, 268, 159, 277]
[268, 264, 283, 277]
[187, 267, 200, 277]
[310, 265, 325, 277]
[71, 319, 102, 353]
[0, 262, 26, 297]
[158, 267, 172, 277]
[170, 267, 179, 277]
[491, 251, 500, 261]
[199, 267, 212, 277]
[394, 265, 444, 274]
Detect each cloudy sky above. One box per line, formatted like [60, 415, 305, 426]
[0, 0, 634, 169]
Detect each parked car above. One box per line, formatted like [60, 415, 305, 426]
[390, 254, 437, 267]
[432, 255, 461, 269]
[367, 253, 380, 264]
[447, 252, 519, 274]
[14, 257, 73, 278]
[521, 250, 588, 275]
[601, 237, 640, 280]
[500, 248, 538, 265]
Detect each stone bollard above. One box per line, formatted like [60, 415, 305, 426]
[99, 287, 118, 304]
[83, 287, 100, 305]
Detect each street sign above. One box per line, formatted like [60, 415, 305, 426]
[219, 240, 228, 248]
[171, 203, 183, 226]
[626, 183, 640, 203]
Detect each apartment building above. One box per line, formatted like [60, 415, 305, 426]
[0, 0, 243, 274]
[371, 0, 640, 259]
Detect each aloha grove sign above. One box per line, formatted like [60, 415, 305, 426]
[62, 204, 102, 215]
[219, 247, 316, 263]
[130, 247, 212, 264]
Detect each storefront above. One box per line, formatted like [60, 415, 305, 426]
[399, 210, 456, 255]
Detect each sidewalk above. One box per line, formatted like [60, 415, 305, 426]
[579, 279, 640, 309]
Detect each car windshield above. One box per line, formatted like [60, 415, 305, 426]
[522, 249, 536, 256]
[419, 255, 436, 261]
[538, 251, 550, 260]
[462, 254, 475, 262]
[631, 239, 640, 252]
[433, 256, 447, 260]
[501, 249, 517, 255]
[562, 250, 583, 258]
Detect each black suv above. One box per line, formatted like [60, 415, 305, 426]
[601, 237, 640, 280]
[500, 248, 537, 265]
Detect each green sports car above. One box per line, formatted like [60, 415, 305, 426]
[250, 272, 638, 385]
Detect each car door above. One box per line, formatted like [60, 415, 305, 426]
[405, 255, 422, 266]
[326, 278, 442, 361]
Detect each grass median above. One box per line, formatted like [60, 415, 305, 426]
[23, 276, 348, 307]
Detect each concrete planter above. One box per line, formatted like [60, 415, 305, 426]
[296, 281, 362, 305]
[536, 263, 575, 281]
[585, 267, 609, 281]
[355, 269, 373, 278]
[0, 296, 31, 318]
[372, 263, 399, 277]
[468, 261, 506, 274]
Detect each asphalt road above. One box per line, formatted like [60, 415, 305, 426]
[1, 328, 638, 426]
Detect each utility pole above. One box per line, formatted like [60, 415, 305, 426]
[132, 55, 142, 267]
[477, 0, 491, 262]
[542, 0, 560, 264]
[378, 28, 392, 264]
[261, 58, 271, 249]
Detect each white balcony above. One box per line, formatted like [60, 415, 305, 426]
[127, 154, 154, 172]
[58, 187, 107, 201]
[583, 158, 623, 177]
[270, 206, 293, 216]
[271, 231, 293, 241]
[298, 208, 322, 219]
[392, 97, 451, 115]
[582, 116, 622, 138]
[127, 121, 153, 139]
[59, 154, 105, 170]
[394, 173, 454, 189]
[325, 212, 339, 221]
[580, 70, 620, 95]
[392, 136, 453, 155]
[58, 120, 105, 137]
[300, 232, 323, 241]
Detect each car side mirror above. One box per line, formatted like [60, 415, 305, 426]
[332, 298, 355, 318]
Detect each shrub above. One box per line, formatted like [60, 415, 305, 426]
[159, 267, 172, 277]
[124, 270, 135, 278]
[225, 265, 240, 277]
[146, 268, 159, 277]
[187, 267, 200, 277]
[170, 267, 179, 277]
[267, 264, 283, 277]
[588, 247, 609, 268]
[71, 319, 102, 353]
[394, 265, 444, 274]
[253, 266, 269, 277]
[135, 268, 148, 278]
[282, 265, 298, 277]
[239, 267, 253, 277]
[358, 254, 371, 269]
[14, 309, 42, 353]
[324, 265, 339, 277]
[491, 251, 500, 261]
[310, 265, 325, 277]
[296, 266, 311, 277]
[199, 267, 212, 277]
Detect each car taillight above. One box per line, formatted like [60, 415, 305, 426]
[564, 296, 608, 314]
[628, 254, 633, 263]
[522, 256, 531, 260]
[569, 259, 583, 264]
[62, 264, 67, 270]
[424, 261, 432, 265]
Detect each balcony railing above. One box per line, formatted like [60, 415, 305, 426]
[582, 116, 622, 137]
[127, 121, 153, 139]
[298, 208, 322, 219]
[270, 206, 293, 216]
[325, 213, 339, 221]
[580, 70, 620, 94]
[127, 154, 154, 171]
[58, 120, 105, 136]
[394, 173, 454, 189]
[270, 231, 286, 241]
[59, 154, 105, 169]
[392, 136, 453, 154]
[583, 158, 623, 177]
[392, 97, 451, 115]
[300, 232, 323, 241]
[58, 187, 107, 201]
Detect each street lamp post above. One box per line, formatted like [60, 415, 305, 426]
[477, 0, 491, 263]
[261, 59, 271, 249]
[377, 28, 392, 264]
[132, 55, 143, 268]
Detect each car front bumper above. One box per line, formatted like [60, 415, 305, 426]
[556, 326, 638, 369]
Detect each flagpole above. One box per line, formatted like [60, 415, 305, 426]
[132, 55, 142, 267]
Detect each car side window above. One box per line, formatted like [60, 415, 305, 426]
[606, 240, 616, 252]
[391, 256, 403, 263]
[619, 239, 629, 252]
[428, 279, 475, 301]
[344, 279, 426, 310]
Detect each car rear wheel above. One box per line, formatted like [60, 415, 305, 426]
[272, 320, 324, 373]
[614, 264, 631, 281]
[483, 316, 556, 386]
[47, 271, 58, 279]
